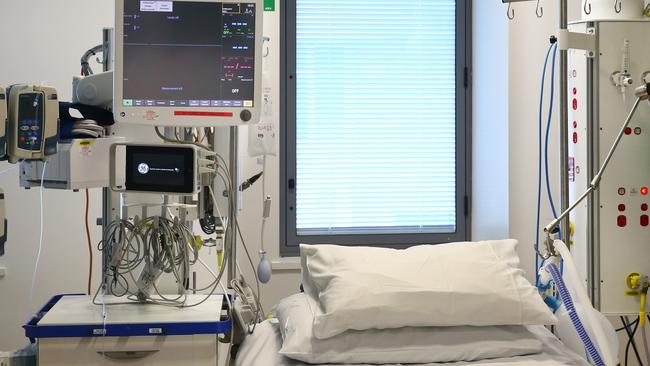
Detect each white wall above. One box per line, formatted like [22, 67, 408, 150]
[507, 0, 583, 283]
[471, 0, 509, 241]
[508, 1, 560, 283]
[0, 0, 112, 351]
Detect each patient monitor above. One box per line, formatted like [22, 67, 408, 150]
[6, 85, 59, 164]
[110, 143, 215, 195]
[113, 0, 263, 127]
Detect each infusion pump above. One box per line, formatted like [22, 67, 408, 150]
[6, 85, 59, 163]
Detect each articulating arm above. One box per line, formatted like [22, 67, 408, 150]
[543, 92, 646, 256]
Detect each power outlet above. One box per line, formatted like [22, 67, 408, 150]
[0, 356, 9, 366]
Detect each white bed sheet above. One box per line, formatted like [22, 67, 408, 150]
[234, 320, 590, 366]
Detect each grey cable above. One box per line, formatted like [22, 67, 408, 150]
[81, 44, 103, 76]
[154, 126, 211, 150]
[212, 164, 265, 327]
[235, 220, 264, 317]
[95, 215, 229, 308]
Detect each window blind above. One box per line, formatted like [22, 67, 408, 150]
[295, 0, 457, 235]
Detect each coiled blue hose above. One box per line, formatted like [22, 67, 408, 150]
[546, 263, 605, 366]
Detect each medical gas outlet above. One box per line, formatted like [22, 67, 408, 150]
[626, 272, 649, 326]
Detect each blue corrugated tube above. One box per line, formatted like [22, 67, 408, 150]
[545, 263, 605, 366]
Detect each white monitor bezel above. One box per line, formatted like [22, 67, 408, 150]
[113, 0, 263, 127]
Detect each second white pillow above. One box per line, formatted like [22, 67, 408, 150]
[301, 239, 556, 339]
[276, 292, 544, 365]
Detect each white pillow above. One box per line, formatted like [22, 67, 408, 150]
[275, 292, 544, 365]
[300, 239, 556, 339]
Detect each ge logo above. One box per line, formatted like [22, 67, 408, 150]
[138, 163, 150, 174]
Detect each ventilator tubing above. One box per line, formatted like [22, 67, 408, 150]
[545, 263, 604, 366]
[549, 239, 617, 366]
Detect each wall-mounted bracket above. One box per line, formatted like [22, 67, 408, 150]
[557, 28, 597, 58]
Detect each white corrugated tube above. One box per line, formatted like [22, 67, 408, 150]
[552, 239, 618, 366]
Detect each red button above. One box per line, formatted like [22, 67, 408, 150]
[642, 215, 649, 227]
[573, 88, 577, 95]
[642, 187, 649, 196]
[618, 204, 626, 212]
[573, 99, 578, 110]
[573, 132, 578, 144]
[625, 127, 632, 135]
[573, 121, 578, 129]
[642, 204, 648, 211]
[618, 215, 627, 227]
[19, 136, 25, 142]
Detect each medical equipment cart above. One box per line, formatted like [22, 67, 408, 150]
[24, 294, 231, 366]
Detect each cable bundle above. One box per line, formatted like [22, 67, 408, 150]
[97, 216, 214, 307]
[71, 120, 104, 138]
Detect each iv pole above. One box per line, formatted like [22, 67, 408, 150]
[227, 127, 239, 285]
[557, 0, 570, 258]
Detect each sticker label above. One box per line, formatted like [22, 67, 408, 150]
[140, 1, 173, 12]
[264, 0, 275, 11]
[77, 139, 93, 156]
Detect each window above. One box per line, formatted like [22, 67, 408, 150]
[281, 0, 471, 255]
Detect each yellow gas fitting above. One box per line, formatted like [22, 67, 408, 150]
[625, 272, 648, 327]
[627, 272, 642, 291]
[194, 235, 203, 251]
[641, 291, 647, 327]
[217, 249, 224, 270]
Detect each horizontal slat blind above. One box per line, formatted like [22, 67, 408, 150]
[295, 0, 457, 235]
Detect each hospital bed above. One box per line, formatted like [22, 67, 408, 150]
[232, 240, 608, 366]
[235, 319, 590, 366]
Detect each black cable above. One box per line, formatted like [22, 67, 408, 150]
[240, 172, 263, 191]
[200, 214, 217, 235]
[624, 318, 635, 366]
[622, 316, 643, 366]
[617, 317, 639, 332]
[222, 172, 264, 197]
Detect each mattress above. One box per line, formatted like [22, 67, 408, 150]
[234, 320, 591, 366]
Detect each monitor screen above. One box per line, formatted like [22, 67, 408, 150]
[120, 0, 256, 109]
[125, 145, 195, 193]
